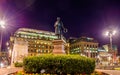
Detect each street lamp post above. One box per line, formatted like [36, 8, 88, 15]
[105, 29, 116, 63]
[0, 20, 5, 68]
[0, 20, 5, 52]
[109, 32, 112, 50]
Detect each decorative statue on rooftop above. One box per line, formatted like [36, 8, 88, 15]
[54, 17, 67, 39]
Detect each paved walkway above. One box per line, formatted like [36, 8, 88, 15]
[96, 69, 120, 75]
[0, 67, 22, 75]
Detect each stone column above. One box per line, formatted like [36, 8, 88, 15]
[88, 50, 91, 58]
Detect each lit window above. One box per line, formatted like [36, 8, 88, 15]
[28, 36, 30, 38]
[37, 42, 39, 44]
[16, 34, 19, 37]
[87, 47, 89, 49]
[21, 35, 24, 37]
[84, 47, 86, 49]
[24, 35, 27, 38]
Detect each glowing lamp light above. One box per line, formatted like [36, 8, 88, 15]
[0, 63, 4, 68]
[112, 30, 116, 35]
[0, 20, 5, 25]
[105, 31, 109, 36]
[105, 30, 116, 36]
[0, 20, 5, 28]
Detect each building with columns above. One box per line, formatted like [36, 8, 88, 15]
[9, 28, 58, 63]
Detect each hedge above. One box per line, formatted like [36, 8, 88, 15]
[14, 62, 23, 67]
[23, 54, 95, 74]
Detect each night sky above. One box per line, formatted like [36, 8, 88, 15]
[1, 0, 120, 52]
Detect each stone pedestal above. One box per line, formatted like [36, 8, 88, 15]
[52, 39, 65, 54]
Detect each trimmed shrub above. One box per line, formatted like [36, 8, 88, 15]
[23, 54, 95, 74]
[14, 62, 23, 67]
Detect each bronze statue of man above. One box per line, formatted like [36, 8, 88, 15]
[54, 17, 67, 39]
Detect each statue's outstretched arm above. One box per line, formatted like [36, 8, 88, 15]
[61, 22, 68, 33]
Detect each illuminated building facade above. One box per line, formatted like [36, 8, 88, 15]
[69, 36, 99, 58]
[9, 28, 63, 63]
[9, 28, 59, 58]
[9, 28, 69, 63]
[9, 28, 65, 63]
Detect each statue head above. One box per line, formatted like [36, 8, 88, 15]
[57, 17, 60, 21]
